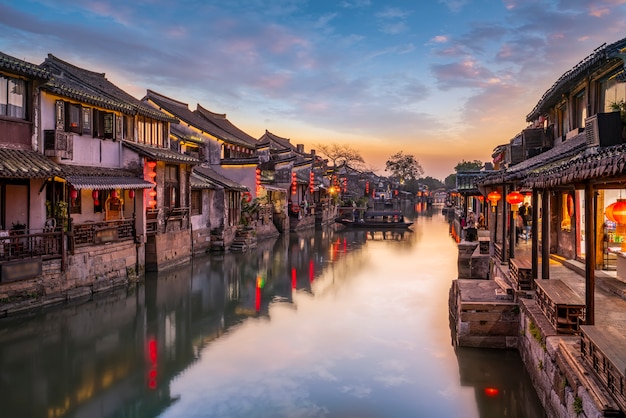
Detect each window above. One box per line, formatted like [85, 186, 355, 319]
[573, 90, 586, 129]
[600, 71, 626, 112]
[164, 165, 179, 209]
[69, 189, 82, 214]
[227, 191, 240, 226]
[67, 103, 82, 134]
[82, 107, 91, 135]
[0, 75, 27, 119]
[191, 190, 202, 215]
[93, 109, 115, 139]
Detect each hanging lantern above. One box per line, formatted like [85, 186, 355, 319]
[606, 202, 617, 223]
[148, 171, 157, 179]
[111, 190, 118, 199]
[506, 191, 524, 212]
[291, 172, 297, 195]
[129, 190, 135, 199]
[148, 199, 157, 208]
[70, 188, 78, 200]
[148, 190, 157, 198]
[147, 161, 157, 169]
[487, 190, 501, 212]
[612, 199, 626, 224]
[92, 190, 99, 200]
[94, 199, 99, 206]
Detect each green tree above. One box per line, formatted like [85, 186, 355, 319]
[444, 173, 456, 189]
[385, 151, 424, 183]
[418, 176, 445, 190]
[454, 160, 483, 172]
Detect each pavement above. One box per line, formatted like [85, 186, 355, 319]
[513, 236, 626, 334]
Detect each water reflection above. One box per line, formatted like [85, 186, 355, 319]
[0, 208, 543, 418]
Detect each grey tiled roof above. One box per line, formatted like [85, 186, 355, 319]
[40, 55, 177, 123]
[0, 147, 61, 178]
[0, 51, 50, 79]
[193, 166, 247, 191]
[122, 140, 200, 164]
[60, 165, 153, 190]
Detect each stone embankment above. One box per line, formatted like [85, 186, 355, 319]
[450, 239, 626, 418]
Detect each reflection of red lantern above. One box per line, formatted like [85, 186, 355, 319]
[129, 190, 135, 199]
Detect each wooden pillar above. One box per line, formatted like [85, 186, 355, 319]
[585, 182, 595, 325]
[502, 184, 509, 263]
[531, 189, 539, 280]
[541, 189, 550, 279]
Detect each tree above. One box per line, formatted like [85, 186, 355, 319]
[315, 143, 365, 168]
[419, 176, 445, 190]
[454, 160, 483, 172]
[444, 173, 456, 189]
[385, 151, 424, 183]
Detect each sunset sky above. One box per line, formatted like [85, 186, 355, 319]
[1, 0, 625, 180]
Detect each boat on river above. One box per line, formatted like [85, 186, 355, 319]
[335, 210, 413, 229]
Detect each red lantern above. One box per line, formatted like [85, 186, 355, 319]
[111, 190, 118, 199]
[92, 190, 99, 200]
[487, 190, 501, 212]
[612, 199, 626, 224]
[70, 189, 78, 199]
[506, 191, 524, 211]
[94, 199, 99, 206]
[129, 190, 135, 199]
[148, 190, 157, 198]
[606, 202, 617, 223]
[148, 199, 157, 208]
[147, 161, 157, 169]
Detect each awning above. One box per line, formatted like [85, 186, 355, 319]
[66, 176, 154, 190]
[60, 165, 154, 190]
[190, 172, 219, 190]
[0, 148, 62, 179]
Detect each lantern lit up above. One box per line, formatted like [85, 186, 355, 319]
[147, 161, 156, 169]
[506, 191, 524, 212]
[92, 190, 99, 200]
[111, 190, 118, 199]
[487, 190, 501, 212]
[606, 202, 617, 223]
[129, 190, 135, 199]
[612, 199, 626, 251]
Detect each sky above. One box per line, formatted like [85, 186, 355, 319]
[1, 1, 625, 181]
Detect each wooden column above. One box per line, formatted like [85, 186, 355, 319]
[502, 184, 509, 263]
[541, 189, 550, 279]
[584, 182, 595, 325]
[531, 189, 539, 280]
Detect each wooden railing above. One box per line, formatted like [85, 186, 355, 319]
[0, 229, 63, 262]
[72, 219, 135, 246]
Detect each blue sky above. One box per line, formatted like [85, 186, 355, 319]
[1, 0, 625, 180]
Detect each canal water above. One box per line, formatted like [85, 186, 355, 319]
[0, 205, 545, 418]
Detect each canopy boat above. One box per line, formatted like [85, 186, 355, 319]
[335, 210, 413, 229]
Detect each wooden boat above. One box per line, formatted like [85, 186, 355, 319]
[335, 210, 413, 228]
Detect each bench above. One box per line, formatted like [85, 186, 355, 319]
[534, 279, 585, 334]
[510, 256, 532, 290]
[580, 325, 626, 412]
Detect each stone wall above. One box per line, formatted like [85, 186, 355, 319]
[147, 229, 192, 271]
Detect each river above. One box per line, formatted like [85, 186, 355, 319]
[0, 204, 545, 418]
